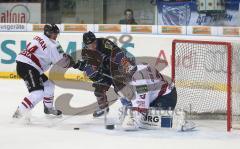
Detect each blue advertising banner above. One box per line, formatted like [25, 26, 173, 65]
[157, 0, 240, 26]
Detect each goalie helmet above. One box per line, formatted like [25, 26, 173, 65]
[83, 31, 96, 45]
[44, 24, 60, 38]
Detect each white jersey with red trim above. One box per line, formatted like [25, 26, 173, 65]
[128, 64, 174, 109]
[16, 34, 64, 74]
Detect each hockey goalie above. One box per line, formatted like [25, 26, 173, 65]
[115, 58, 195, 131]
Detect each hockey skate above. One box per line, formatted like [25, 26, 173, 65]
[12, 108, 23, 119]
[44, 105, 62, 118]
[12, 107, 31, 124]
[93, 107, 109, 118]
[179, 121, 196, 132]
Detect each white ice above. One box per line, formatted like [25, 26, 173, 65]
[0, 80, 240, 149]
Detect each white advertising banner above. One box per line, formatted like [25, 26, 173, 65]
[0, 23, 27, 32]
[0, 3, 41, 24]
[0, 32, 239, 79]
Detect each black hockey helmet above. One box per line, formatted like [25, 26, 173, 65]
[83, 31, 96, 45]
[44, 24, 60, 38]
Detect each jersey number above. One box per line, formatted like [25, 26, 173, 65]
[21, 44, 38, 58]
[26, 43, 38, 53]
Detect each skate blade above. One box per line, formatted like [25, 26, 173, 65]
[123, 127, 139, 131]
[180, 125, 196, 132]
[121, 125, 139, 131]
[11, 115, 31, 125]
[45, 114, 62, 119]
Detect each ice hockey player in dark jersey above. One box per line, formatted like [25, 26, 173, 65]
[74, 31, 127, 117]
[13, 24, 75, 120]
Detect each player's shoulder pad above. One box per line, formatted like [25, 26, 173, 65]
[56, 42, 64, 54]
[81, 48, 89, 59]
[103, 38, 115, 50]
[81, 47, 87, 54]
[136, 64, 148, 71]
[46, 39, 63, 54]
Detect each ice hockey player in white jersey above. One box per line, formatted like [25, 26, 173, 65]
[12, 24, 75, 120]
[117, 58, 195, 131]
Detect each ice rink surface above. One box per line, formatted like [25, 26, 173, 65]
[0, 80, 240, 149]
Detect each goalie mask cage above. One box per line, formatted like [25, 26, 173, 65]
[172, 39, 240, 132]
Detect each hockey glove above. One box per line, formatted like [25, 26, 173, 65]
[73, 60, 86, 71]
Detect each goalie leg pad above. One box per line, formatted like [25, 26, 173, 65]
[120, 108, 139, 131]
[120, 109, 196, 131]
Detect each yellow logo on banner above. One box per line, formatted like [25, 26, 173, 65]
[64, 24, 87, 32]
[0, 72, 90, 81]
[98, 24, 121, 32]
[32, 24, 45, 31]
[192, 26, 211, 35]
[131, 25, 152, 33]
[161, 26, 182, 34]
[223, 27, 239, 36]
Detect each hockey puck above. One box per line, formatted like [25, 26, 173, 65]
[105, 124, 115, 130]
[73, 127, 80, 130]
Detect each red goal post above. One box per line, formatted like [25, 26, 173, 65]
[171, 39, 240, 132]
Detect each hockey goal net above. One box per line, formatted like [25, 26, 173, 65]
[172, 39, 240, 131]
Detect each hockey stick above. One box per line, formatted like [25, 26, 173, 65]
[49, 71, 128, 128]
[48, 97, 118, 128]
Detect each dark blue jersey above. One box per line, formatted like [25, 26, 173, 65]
[81, 38, 124, 82]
